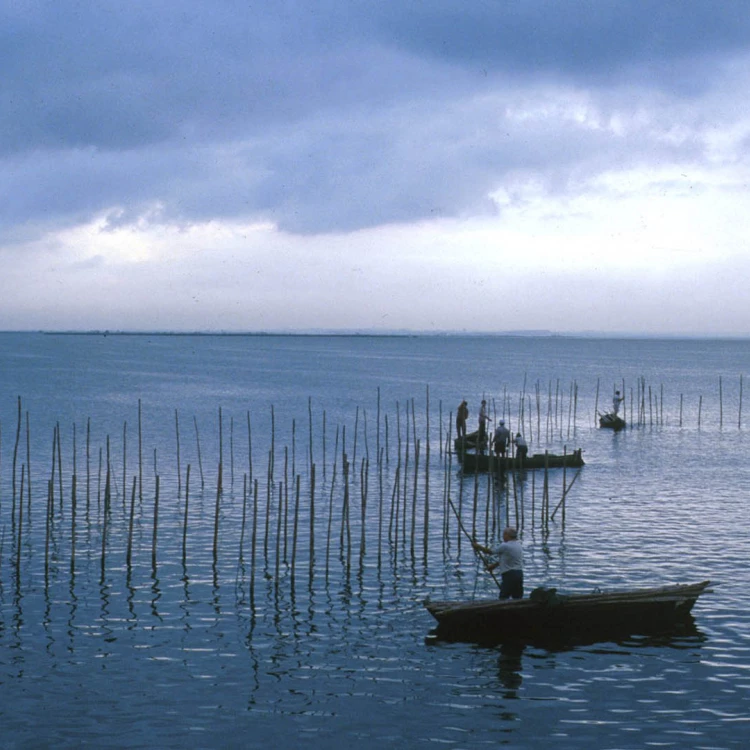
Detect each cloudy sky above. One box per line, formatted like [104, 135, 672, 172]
[3, 1, 750, 335]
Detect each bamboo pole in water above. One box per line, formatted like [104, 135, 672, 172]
[342, 452, 352, 564]
[50, 424, 58, 514]
[101, 439, 111, 580]
[45, 479, 52, 576]
[291, 474, 300, 584]
[283, 445, 289, 563]
[218, 407, 223, 495]
[392, 410, 400, 545]
[17, 464, 24, 577]
[378, 447, 384, 568]
[138, 399, 143, 502]
[230, 415, 235, 488]
[182, 464, 191, 563]
[122, 421, 127, 506]
[194, 416, 205, 489]
[274, 482, 282, 589]
[25, 411, 32, 515]
[322, 410, 326, 481]
[175, 410, 182, 499]
[720, 376, 723, 429]
[308, 397, 314, 473]
[97, 447, 102, 507]
[359, 458, 367, 562]
[12, 396, 21, 505]
[325, 426, 339, 578]
[542, 452, 550, 531]
[56, 421, 63, 510]
[247, 411, 253, 487]
[213, 463, 221, 560]
[86, 417, 91, 513]
[71, 471, 77, 575]
[410, 439, 419, 557]
[239, 472, 248, 562]
[424, 386, 430, 559]
[251, 479, 259, 594]
[127, 475, 137, 567]
[698, 395, 703, 429]
[152, 475, 160, 570]
[551, 465, 582, 521]
[309, 463, 316, 578]
[376, 388, 381, 466]
[264, 449, 272, 559]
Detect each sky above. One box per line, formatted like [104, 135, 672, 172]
[2, 1, 750, 336]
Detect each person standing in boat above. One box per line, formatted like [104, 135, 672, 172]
[478, 399, 491, 443]
[456, 400, 469, 439]
[513, 432, 528, 460]
[612, 390, 624, 417]
[493, 419, 510, 457]
[474, 527, 524, 599]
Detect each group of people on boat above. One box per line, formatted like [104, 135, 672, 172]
[456, 398, 528, 459]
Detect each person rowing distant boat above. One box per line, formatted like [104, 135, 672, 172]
[478, 399, 490, 442]
[612, 390, 624, 417]
[456, 400, 469, 439]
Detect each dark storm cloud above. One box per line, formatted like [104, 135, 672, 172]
[368, 1, 750, 84]
[2, 0, 749, 238]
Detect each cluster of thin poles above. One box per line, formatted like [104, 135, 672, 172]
[1, 388, 582, 595]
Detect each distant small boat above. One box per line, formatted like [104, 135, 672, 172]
[425, 581, 712, 644]
[457, 448, 584, 473]
[599, 412, 626, 430]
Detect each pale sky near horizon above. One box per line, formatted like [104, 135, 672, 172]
[3, 1, 750, 335]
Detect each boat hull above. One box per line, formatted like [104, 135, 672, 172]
[599, 412, 626, 430]
[454, 430, 487, 453]
[458, 449, 584, 473]
[425, 581, 711, 644]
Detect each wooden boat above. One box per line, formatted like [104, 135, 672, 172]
[454, 430, 488, 453]
[425, 581, 712, 644]
[599, 412, 626, 430]
[458, 448, 584, 473]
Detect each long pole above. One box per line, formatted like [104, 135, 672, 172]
[445, 494, 502, 591]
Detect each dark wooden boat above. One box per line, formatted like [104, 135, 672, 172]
[425, 581, 712, 644]
[453, 430, 488, 453]
[458, 448, 584, 473]
[599, 412, 626, 430]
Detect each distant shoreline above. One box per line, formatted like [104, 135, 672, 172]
[0, 329, 747, 340]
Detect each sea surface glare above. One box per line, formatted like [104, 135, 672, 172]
[1, 332, 749, 748]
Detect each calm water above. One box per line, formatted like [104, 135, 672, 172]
[1, 332, 750, 749]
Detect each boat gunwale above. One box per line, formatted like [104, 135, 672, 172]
[426, 581, 712, 620]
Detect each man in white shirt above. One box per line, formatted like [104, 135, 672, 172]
[474, 527, 524, 599]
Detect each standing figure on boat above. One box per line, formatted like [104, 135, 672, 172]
[493, 419, 510, 457]
[513, 432, 528, 460]
[456, 400, 469, 439]
[474, 527, 524, 600]
[478, 399, 491, 442]
[612, 389, 624, 417]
